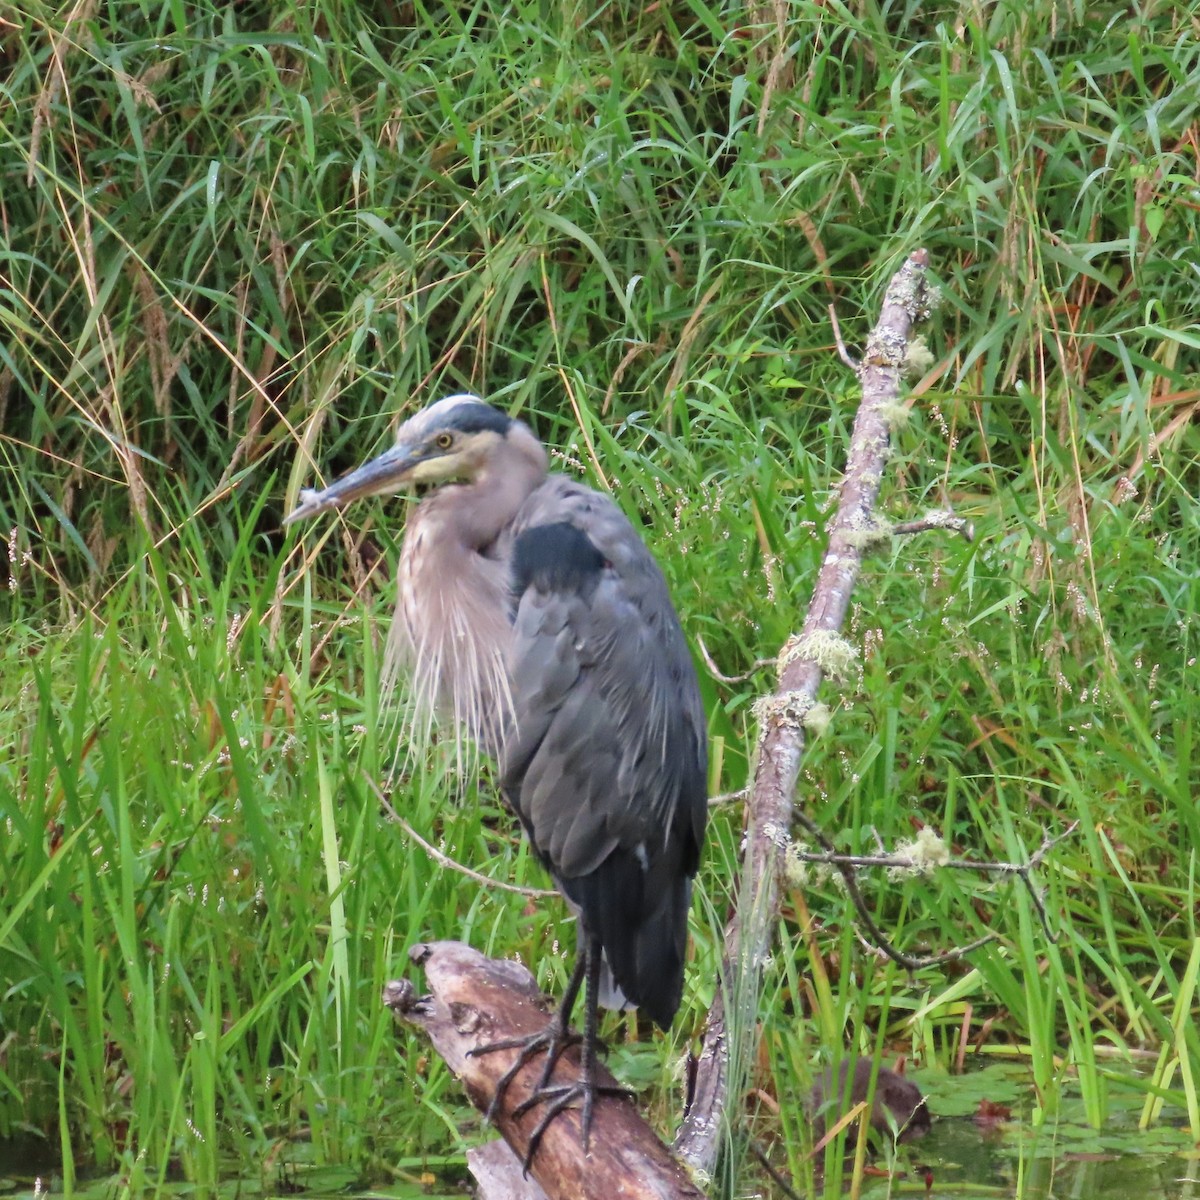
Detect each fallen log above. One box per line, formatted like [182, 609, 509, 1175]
[466, 1141, 550, 1200]
[384, 941, 704, 1200]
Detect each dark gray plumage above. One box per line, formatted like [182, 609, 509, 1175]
[504, 489, 706, 1029]
[286, 394, 707, 1161]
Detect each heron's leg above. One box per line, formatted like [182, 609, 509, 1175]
[515, 933, 634, 1165]
[528, 963, 585, 1092]
[469, 951, 587, 1124]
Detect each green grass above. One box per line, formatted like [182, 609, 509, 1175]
[2, 0, 1200, 1196]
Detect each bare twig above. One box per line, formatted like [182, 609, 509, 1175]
[853, 926, 998, 968]
[748, 1139, 804, 1200]
[790, 809, 998, 969]
[789, 813, 1076, 952]
[696, 635, 775, 685]
[892, 511, 975, 541]
[677, 251, 938, 1174]
[827, 303, 860, 371]
[790, 830, 1075, 873]
[708, 787, 749, 809]
[371, 780, 558, 899]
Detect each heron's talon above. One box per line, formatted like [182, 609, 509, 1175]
[517, 1079, 635, 1170]
[471, 1022, 576, 1124]
[472, 1012, 633, 1170]
[512, 1080, 633, 1119]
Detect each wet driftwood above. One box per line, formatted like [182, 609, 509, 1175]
[465, 1141, 550, 1200]
[383, 941, 703, 1200]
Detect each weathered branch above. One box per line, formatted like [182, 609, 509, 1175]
[374, 781, 557, 899]
[788, 809, 998, 969]
[790, 814, 1078, 953]
[384, 941, 703, 1200]
[892, 511, 975, 540]
[696, 635, 775, 685]
[466, 1141, 551, 1200]
[676, 251, 937, 1176]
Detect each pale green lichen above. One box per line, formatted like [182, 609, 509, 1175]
[903, 335, 935, 378]
[888, 825, 951, 878]
[880, 256, 938, 322]
[784, 840, 810, 887]
[779, 630, 859, 683]
[752, 691, 832, 739]
[752, 689, 813, 730]
[803, 701, 832, 736]
[917, 508, 961, 531]
[841, 513, 894, 553]
[865, 327, 909, 367]
[775, 635, 804, 674]
[877, 400, 911, 430]
[783, 840, 839, 891]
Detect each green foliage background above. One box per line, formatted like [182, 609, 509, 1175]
[1, 0, 1198, 1195]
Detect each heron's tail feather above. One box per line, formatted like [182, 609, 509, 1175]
[563, 855, 692, 1031]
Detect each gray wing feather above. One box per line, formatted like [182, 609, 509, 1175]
[502, 478, 706, 867]
[498, 479, 706, 1027]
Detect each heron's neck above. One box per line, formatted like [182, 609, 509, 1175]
[430, 427, 548, 550]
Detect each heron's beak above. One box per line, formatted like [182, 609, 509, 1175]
[283, 443, 419, 526]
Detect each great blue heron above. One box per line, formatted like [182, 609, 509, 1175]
[286, 394, 707, 1162]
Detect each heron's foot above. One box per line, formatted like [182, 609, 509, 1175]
[469, 1023, 581, 1125]
[515, 1076, 636, 1166]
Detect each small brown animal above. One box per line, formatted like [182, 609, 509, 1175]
[809, 1059, 931, 1144]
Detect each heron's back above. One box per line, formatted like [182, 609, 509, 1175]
[500, 477, 707, 1028]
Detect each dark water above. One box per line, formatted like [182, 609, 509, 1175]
[889, 1061, 1200, 1200]
[0, 1133, 59, 1191]
[911, 1113, 1199, 1198]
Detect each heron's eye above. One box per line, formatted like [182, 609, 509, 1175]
[434, 432, 454, 450]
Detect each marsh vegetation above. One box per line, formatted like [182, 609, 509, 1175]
[2, 0, 1198, 1195]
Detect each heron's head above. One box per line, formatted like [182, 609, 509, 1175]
[285, 395, 539, 525]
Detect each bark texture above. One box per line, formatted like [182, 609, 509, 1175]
[384, 941, 704, 1200]
[675, 250, 935, 1176]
